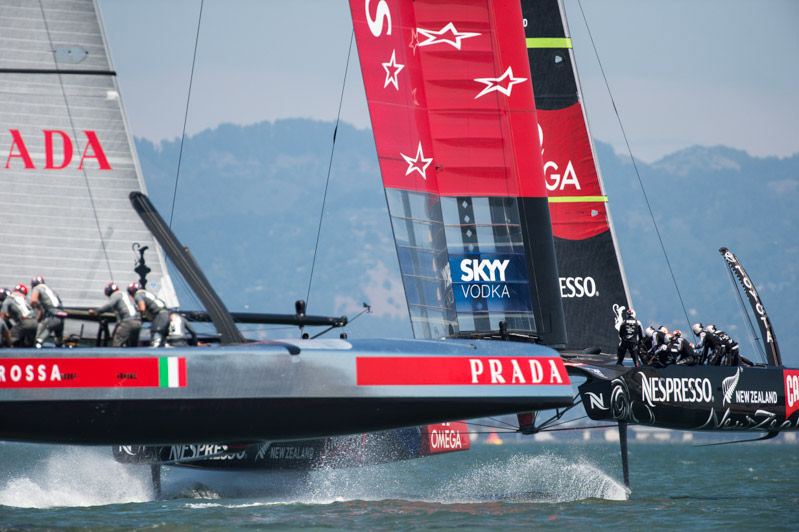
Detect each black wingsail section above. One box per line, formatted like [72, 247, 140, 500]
[520, 0, 631, 352]
[130, 192, 245, 345]
[719, 247, 782, 366]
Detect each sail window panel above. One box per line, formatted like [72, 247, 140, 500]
[395, 246, 448, 281]
[390, 217, 445, 251]
[402, 275, 450, 308]
[409, 307, 458, 340]
[456, 312, 536, 333]
[442, 225, 525, 255]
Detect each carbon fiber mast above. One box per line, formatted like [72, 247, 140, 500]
[130, 192, 245, 345]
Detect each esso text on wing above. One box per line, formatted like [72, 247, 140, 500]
[559, 276, 597, 298]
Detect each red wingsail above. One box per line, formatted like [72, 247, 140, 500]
[351, 0, 566, 345]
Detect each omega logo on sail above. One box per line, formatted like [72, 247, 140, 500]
[539, 125, 581, 191]
[3, 129, 112, 170]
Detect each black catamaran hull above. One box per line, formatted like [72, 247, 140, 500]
[577, 364, 799, 432]
[113, 421, 470, 471]
[0, 338, 573, 445]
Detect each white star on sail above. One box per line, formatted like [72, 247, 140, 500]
[382, 50, 405, 90]
[401, 142, 433, 180]
[417, 22, 480, 50]
[474, 66, 527, 99]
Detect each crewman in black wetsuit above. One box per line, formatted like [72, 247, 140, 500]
[652, 333, 675, 367]
[646, 326, 669, 364]
[641, 326, 656, 363]
[29, 276, 65, 348]
[616, 308, 643, 366]
[671, 330, 698, 366]
[0, 284, 38, 347]
[166, 311, 197, 347]
[692, 323, 708, 364]
[703, 325, 740, 366]
[0, 288, 12, 347]
[128, 282, 170, 347]
[89, 282, 142, 347]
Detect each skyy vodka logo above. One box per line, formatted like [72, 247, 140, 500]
[459, 258, 510, 299]
[450, 253, 533, 313]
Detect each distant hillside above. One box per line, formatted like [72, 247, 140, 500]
[135, 119, 798, 363]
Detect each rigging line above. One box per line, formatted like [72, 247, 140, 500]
[576, 0, 692, 332]
[465, 421, 519, 431]
[305, 29, 355, 309]
[485, 417, 520, 429]
[724, 263, 766, 362]
[36, 0, 113, 280]
[169, 0, 205, 228]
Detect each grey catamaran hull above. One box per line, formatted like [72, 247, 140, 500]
[0, 338, 573, 445]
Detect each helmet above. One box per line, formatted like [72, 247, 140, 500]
[31, 276, 44, 288]
[692, 323, 703, 335]
[104, 282, 119, 297]
[644, 326, 655, 337]
[664, 333, 673, 343]
[127, 282, 142, 296]
[705, 324, 716, 333]
[15, 284, 28, 296]
[0, 288, 9, 302]
[673, 329, 683, 338]
[628, 308, 637, 319]
[622, 309, 632, 319]
[658, 326, 669, 335]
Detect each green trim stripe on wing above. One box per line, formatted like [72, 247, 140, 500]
[526, 37, 572, 49]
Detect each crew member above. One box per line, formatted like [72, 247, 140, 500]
[0, 288, 12, 347]
[692, 323, 708, 364]
[128, 282, 169, 347]
[646, 326, 669, 364]
[703, 325, 740, 366]
[0, 284, 38, 347]
[166, 311, 197, 347]
[652, 333, 674, 367]
[29, 276, 65, 348]
[671, 330, 698, 365]
[616, 308, 643, 366]
[641, 326, 656, 363]
[89, 282, 141, 347]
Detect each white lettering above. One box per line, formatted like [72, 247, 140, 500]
[489, 359, 505, 383]
[51, 364, 61, 381]
[529, 360, 543, 383]
[365, 0, 392, 37]
[559, 276, 597, 298]
[37, 364, 46, 382]
[10, 365, 21, 382]
[469, 359, 484, 384]
[548, 359, 564, 383]
[510, 359, 525, 383]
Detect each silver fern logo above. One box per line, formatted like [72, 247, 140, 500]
[722, 367, 742, 406]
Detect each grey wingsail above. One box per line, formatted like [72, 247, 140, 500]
[0, 0, 178, 337]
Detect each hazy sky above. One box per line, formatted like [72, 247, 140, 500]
[98, 0, 798, 163]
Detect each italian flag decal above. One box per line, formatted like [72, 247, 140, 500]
[159, 357, 187, 388]
[0, 357, 187, 389]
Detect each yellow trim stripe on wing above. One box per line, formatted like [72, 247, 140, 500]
[526, 37, 572, 49]
[547, 196, 608, 203]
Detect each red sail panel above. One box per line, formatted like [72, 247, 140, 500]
[539, 105, 609, 240]
[351, 0, 438, 194]
[351, 0, 547, 199]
